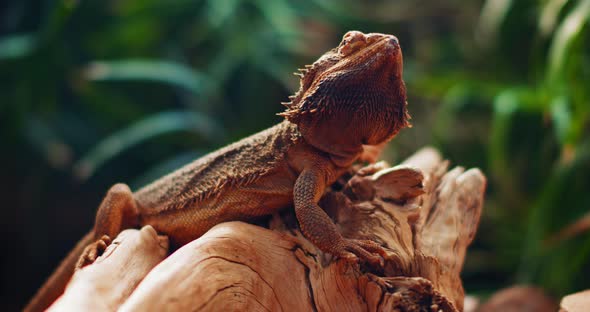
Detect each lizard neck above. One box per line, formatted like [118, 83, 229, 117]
[281, 118, 363, 168]
[301, 134, 363, 168]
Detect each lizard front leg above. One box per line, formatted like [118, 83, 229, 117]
[294, 165, 386, 265]
[77, 183, 140, 268]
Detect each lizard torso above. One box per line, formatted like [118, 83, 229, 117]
[135, 120, 345, 245]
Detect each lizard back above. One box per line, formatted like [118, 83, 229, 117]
[134, 120, 300, 215]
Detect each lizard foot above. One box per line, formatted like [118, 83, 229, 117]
[76, 235, 111, 269]
[337, 239, 387, 267]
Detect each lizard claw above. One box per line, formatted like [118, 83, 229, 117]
[76, 235, 111, 269]
[337, 239, 386, 267]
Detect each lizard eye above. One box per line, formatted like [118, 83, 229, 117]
[339, 31, 367, 56]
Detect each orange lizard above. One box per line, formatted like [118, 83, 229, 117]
[26, 30, 410, 311]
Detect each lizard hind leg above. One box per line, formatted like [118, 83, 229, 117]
[78, 183, 139, 269]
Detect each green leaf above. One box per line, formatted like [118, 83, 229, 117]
[0, 34, 36, 60]
[84, 60, 210, 95]
[254, 0, 299, 36]
[204, 0, 242, 28]
[39, 0, 79, 43]
[488, 88, 541, 209]
[489, 89, 520, 177]
[73, 110, 224, 180]
[550, 95, 572, 144]
[539, 0, 570, 36]
[548, 0, 590, 83]
[518, 138, 590, 286]
[475, 0, 513, 46]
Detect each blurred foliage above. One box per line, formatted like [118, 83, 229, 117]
[0, 0, 589, 309]
[429, 0, 590, 296]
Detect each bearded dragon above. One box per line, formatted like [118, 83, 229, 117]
[26, 31, 409, 311]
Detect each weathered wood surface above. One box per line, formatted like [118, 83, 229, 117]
[49, 147, 486, 311]
[48, 226, 169, 311]
[560, 289, 590, 312]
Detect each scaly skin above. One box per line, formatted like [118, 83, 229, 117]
[25, 31, 410, 312]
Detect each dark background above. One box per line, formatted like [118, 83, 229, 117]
[1, 0, 589, 310]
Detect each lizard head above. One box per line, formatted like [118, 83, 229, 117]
[279, 31, 410, 161]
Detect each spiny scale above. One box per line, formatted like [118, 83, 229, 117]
[293, 67, 309, 78]
[281, 101, 293, 108]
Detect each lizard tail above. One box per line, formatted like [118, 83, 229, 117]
[24, 230, 94, 312]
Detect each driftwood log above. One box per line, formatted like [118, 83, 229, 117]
[48, 147, 486, 311]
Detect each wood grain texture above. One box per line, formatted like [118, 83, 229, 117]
[48, 226, 168, 311]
